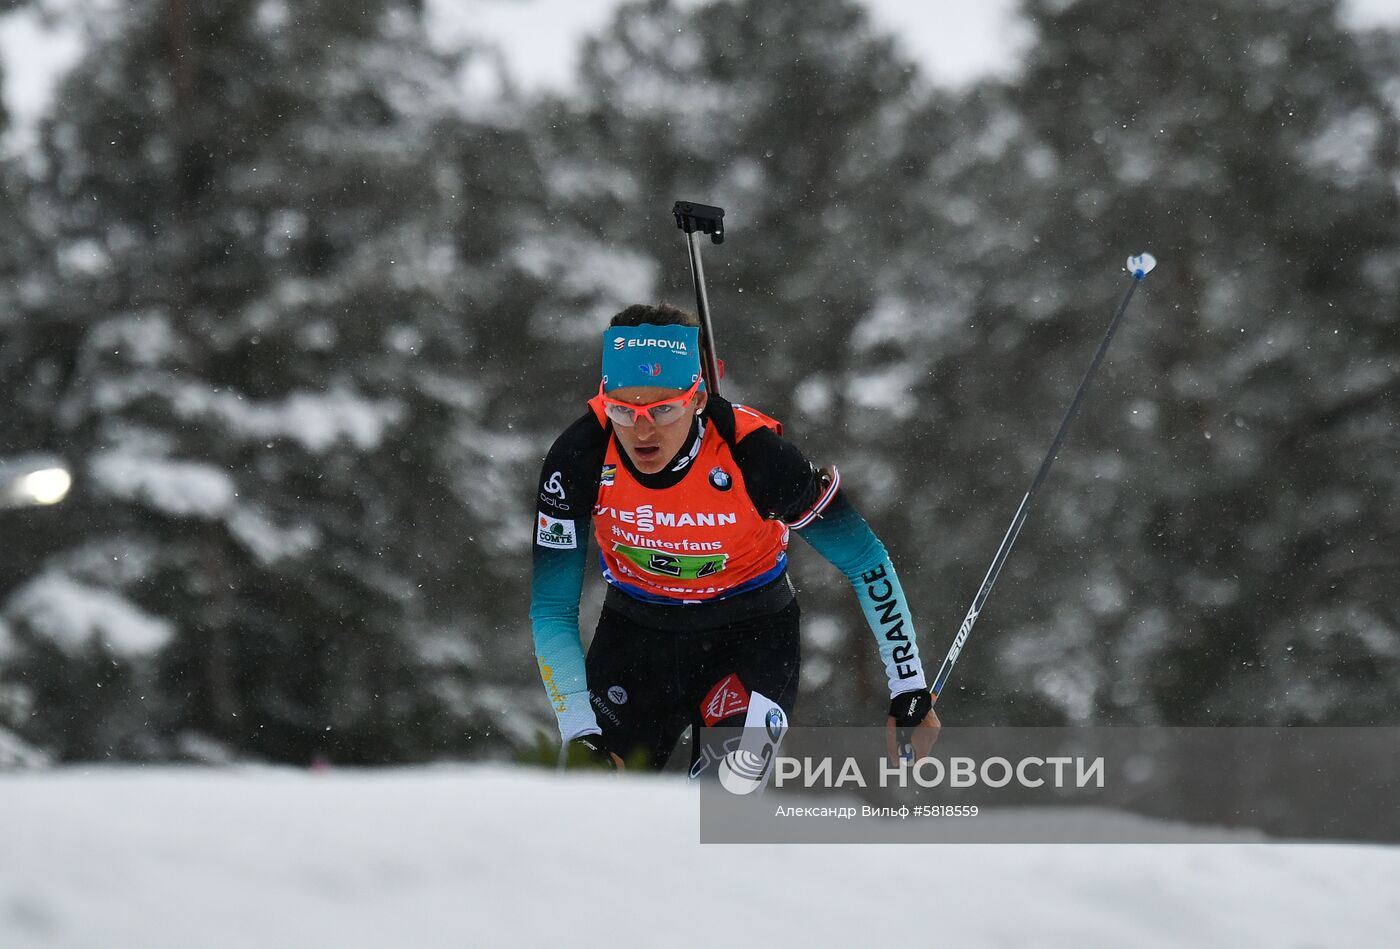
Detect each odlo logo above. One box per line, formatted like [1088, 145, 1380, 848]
[607, 685, 628, 705]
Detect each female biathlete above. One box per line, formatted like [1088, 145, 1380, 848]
[530, 303, 939, 774]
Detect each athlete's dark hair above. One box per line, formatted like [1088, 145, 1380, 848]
[609, 303, 700, 328]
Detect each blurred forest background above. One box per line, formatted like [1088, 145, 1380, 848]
[0, 0, 1396, 766]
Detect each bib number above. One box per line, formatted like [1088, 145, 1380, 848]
[614, 543, 727, 580]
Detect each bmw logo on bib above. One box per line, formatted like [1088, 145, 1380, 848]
[709, 466, 732, 491]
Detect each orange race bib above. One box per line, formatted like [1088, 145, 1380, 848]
[590, 410, 788, 604]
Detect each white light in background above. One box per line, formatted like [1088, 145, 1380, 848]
[17, 468, 72, 506]
[0, 457, 73, 509]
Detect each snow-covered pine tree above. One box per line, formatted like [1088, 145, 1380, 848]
[0, 0, 535, 762]
[936, 0, 1400, 727]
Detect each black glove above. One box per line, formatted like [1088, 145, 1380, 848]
[887, 689, 937, 763]
[565, 733, 617, 770]
[889, 689, 933, 728]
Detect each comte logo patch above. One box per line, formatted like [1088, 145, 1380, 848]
[536, 513, 577, 549]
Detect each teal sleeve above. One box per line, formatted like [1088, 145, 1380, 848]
[529, 540, 600, 741]
[795, 492, 929, 696]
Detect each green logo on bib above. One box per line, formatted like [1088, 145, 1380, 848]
[614, 543, 728, 580]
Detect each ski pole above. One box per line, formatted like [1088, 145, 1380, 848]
[930, 253, 1157, 701]
[672, 201, 725, 396]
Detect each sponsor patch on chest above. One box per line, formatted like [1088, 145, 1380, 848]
[593, 503, 738, 533]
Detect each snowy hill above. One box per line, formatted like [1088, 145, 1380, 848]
[2, 766, 1398, 948]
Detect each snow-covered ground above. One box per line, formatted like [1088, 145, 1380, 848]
[2, 765, 1398, 948]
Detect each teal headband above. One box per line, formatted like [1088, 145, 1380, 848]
[601, 324, 704, 393]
